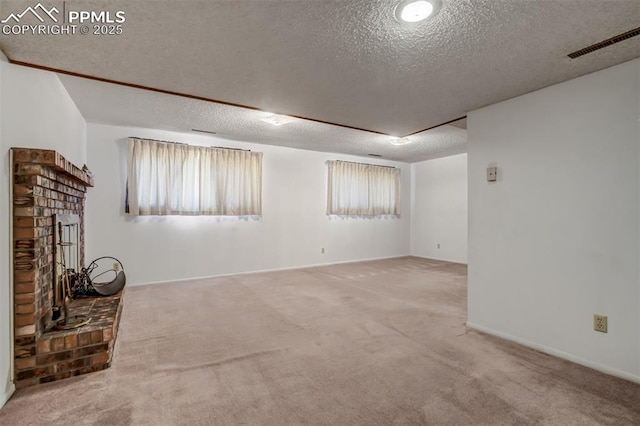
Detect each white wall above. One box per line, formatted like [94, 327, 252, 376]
[0, 61, 87, 408]
[637, 59, 640, 384]
[410, 154, 467, 263]
[467, 59, 640, 382]
[2, 64, 86, 166]
[85, 123, 411, 285]
[0, 51, 10, 409]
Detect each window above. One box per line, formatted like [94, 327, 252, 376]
[126, 138, 262, 216]
[326, 160, 400, 216]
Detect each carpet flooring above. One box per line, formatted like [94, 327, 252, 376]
[1, 257, 639, 425]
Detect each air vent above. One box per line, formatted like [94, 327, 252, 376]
[568, 27, 640, 59]
[368, 154, 382, 157]
[191, 128, 217, 135]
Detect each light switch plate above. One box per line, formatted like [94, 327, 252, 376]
[487, 166, 497, 182]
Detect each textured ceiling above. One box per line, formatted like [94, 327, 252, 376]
[58, 73, 467, 163]
[0, 0, 639, 161]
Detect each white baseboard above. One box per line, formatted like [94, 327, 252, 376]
[466, 322, 640, 385]
[408, 254, 467, 266]
[0, 384, 15, 410]
[129, 254, 413, 287]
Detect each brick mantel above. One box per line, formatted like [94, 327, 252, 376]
[11, 148, 123, 388]
[12, 148, 95, 188]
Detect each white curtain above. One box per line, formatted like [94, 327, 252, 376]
[127, 138, 262, 216]
[327, 160, 400, 216]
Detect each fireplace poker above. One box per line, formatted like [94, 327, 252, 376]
[58, 222, 72, 324]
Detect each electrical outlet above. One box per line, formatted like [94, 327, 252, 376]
[321, 248, 325, 254]
[593, 314, 607, 333]
[437, 243, 440, 249]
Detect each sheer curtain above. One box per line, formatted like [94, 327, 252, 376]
[326, 160, 400, 216]
[127, 138, 262, 216]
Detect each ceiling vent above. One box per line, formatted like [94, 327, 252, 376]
[191, 128, 217, 135]
[368, 154, 382, 157]
[568, 27, 640, 59]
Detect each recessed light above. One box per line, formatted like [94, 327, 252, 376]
[394, 0, 441, 23]
[389, 137, 412, 146]
[260, 114, 295, 126]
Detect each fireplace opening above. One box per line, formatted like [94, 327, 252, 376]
[52, 214, 81, 327]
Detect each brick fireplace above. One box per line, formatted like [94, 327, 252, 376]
[12, 148, 124, 388]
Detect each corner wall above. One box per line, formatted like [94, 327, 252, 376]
[0, 61, 87, 408]
[0, 51, 12, 409]
[467, 59, 640, 381]
[410, 154, 468, 263]
[85, 124, 411, 285]
[637, 59, 640, 383]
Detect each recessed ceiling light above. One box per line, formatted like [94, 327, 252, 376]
[389, 137, 412, 146]
[260, 114, 295, 126]
[394, 0, 441, 23]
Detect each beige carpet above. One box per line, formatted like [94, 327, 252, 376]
[1, 257, 639, 425]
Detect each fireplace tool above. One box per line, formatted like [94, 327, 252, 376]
[54, 222, 92, 330]
[51, 222, 70, 322]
